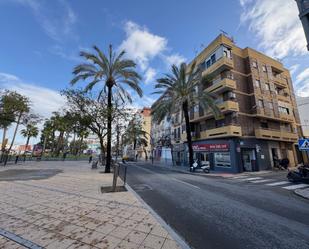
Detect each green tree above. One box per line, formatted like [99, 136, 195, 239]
[6, 93, 30, 154]
[20, 124, 39, 155]
[70, 45, 143, 173]
[123, 116, 148, 159]
[152, 62, 221, 169]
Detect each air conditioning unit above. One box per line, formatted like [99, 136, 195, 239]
[228, 92, 236, 99]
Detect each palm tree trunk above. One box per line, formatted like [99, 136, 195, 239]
[55, 131, 64, 157]
[99, 136, 105, 166]
[7, 112, 22, 153]
[24, 136, 30, 155]
[42, 135, 47, 158]
[105, 84, 113, 173]
[182, 101, 194, 169]
[78, 136, 84, 155]
[1, 127, 7, 152]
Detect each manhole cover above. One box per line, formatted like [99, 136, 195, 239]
[132, 184, 152, 191]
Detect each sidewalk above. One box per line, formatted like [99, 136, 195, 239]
[0, 161, 184, 249]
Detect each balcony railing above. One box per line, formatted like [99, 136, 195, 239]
[200, 125, 242, 139]
[190, 101, 239, 122]
[255, 128, 298, 142]
[255, 108, 294, 123]
[204, 78, 236, 94]
[202, 56, 234, 77]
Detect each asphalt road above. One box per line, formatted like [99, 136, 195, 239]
[126, 163, 309, 249]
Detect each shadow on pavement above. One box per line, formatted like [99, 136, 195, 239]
[0, 169, 63, 181]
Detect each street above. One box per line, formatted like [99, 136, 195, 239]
[126, 163, 309, 249]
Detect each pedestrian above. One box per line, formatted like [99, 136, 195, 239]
[135, 154, 138, 161]
[89, 155, 93, 164]
[62, 152, 67, 161]
[280, 158, 290, 169]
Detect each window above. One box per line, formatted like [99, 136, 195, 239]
[215, 119, 225, 127]
[255, 79, 261, 88]
[206, 59, 211, 68]
[279, 106, 290, 115]
[211, 54, 216, 64]
[265, 83, 270, 91]
[214, 152, 231, 168]
[269, 102, 274, 110]
[262, 65, 267, 72]
[261, 122, 268, 128]
[258, 99, 264, 108]
[252, 61, 258, 68]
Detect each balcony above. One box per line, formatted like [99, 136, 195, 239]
[204, 78, 236, 94]
[190, 101, 239, 122]
[272, 76, 287, 87]
[255, 128, 298, 142]
[200, 125, 242, 139]
[279, 113, 294, 122]
[255, 108, 294, 123]
[277, 94, 290, 103]
[202, 56, 234, 77]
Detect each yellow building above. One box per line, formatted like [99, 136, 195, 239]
[170, 34, 303, 172]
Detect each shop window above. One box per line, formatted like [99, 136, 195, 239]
[214, 152, 231, 167]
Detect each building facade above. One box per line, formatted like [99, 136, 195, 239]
[296, 0, 309, 50]
[151, 114, 173, 165]
[171, 34, 302, 173]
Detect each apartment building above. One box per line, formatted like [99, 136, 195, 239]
[171, 34, 302, 172]
[151, 114, 172, 164]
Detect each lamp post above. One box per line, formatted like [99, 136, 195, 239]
[295, 0, 309, 50]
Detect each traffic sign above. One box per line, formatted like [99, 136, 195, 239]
[298, 139, 309, 151]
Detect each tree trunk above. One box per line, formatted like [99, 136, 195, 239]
[182, 101, 194, 169]
[1, 127, 7, 152]
[55, 131, 64, 157]
[78, 136, 84, 156]
[42, 135, 47, 158]
[105, 84, 113, 173]
[99, 136, 105, 166]
[7, 112, 22, 153]
[23, 136, 30, 155]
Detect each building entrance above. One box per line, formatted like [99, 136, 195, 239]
[242, 149, 257, 172]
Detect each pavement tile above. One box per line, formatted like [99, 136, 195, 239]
[150, 225, 168, 238]
[92, 234, 122, 249]
[115, 240, 140, 249]
[125, 230, 148, 245]
[95, 223, 117, 235]
[161, 238, 181, 249]
[140, 234, 165, 249]
[110, 226, 132, 239]
[45, 236, 76, 249]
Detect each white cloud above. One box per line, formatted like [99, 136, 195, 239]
[163, 53, 186, 67]
[295, 68, 309, 85]
[144, 68, 156, 85]
[289, 64, 300, 76]
[49, 45, 81, 62]
[0, 72, 66, 118]
[13, 0, 77, 42]
[119, 21, 167, 70]
[240, 0, 307, 59]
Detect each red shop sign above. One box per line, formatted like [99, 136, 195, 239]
[192, 143, 229, 152]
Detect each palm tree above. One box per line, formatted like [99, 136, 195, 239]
[123, 117, 148, 160]
[20, 124, 39, 156]
[152, 62, 221, 170]
[71, 45, 143, 173]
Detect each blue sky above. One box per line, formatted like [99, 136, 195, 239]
[0, 0, 308, 144]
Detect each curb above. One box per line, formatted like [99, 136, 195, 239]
[125, 184, 191, 249]
[294, 188, 309, 200]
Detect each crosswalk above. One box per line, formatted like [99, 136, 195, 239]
[226, 175, 309, 191]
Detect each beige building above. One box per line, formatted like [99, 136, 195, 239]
[169, 34, 303, 172]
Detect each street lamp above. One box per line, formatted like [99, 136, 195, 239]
[295, 0, 309, 50]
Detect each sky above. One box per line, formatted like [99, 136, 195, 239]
[0, 0, 308, 145]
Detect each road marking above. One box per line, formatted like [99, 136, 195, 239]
[282, 184, 309, 190]
[250, 179, 274, 183]
[237, 177, 263, 181]
[172, 178, 200, 189]
[266, 181, 290, 186]
[230, 175, 250, 179]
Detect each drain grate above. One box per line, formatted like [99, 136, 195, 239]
[132, 184, 153, 191]
[0, 228, 43, 249]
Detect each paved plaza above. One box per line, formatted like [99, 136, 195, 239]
[0, 161, 181, 249]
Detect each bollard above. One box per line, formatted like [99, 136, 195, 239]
[112, 164, 119, 192]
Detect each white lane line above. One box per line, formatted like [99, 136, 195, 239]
[237, 177, 263, 181]
[282, 184, 309, 190]
[266, 181, 290, 186]
[250, 179, 274, 183]
[172, 178, 200, 189]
